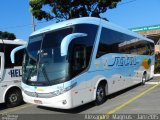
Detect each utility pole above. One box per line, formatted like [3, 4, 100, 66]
[31, 15, 36, 32]
[29, 0, 36, 32]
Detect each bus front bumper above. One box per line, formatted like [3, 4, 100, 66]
[22, 91, 73, 109]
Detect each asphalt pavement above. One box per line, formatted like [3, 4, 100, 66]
[0, 76, 160, 120]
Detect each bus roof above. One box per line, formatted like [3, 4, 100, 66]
[0, 39, 27, 45]
[31, 17, 154, 43]
[31, 17, 100, 37]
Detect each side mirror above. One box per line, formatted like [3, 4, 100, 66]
[10, 45, 26, 63]
[60, 33, 87, 56]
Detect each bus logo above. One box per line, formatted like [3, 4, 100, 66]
[108, 56, 137, 67]
[142, 58, 151, 69]
[8, 69, 22, 77]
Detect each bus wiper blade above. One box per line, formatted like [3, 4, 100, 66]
[41, 64, 51, 86]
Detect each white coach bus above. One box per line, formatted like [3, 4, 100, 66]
[0, 39, 26, 107]
[13, 17, 154, 109]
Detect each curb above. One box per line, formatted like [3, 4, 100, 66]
[154, 74, 160, 77]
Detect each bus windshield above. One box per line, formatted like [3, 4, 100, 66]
[23, 24, 98, 86]
[23, 27, 73, 86]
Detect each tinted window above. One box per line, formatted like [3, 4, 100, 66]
[0, 44, 4, 52]
[96, 28, 154, 58]
[14, 49, 24, 66]
[5, 44, 24, 68]
[42, 28, 73, 49]
[5, 44, 16, 68]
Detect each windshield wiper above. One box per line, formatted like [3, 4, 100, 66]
[41, 64, 51, 86]
[35, 50, 51, 86]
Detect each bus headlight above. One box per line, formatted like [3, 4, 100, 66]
[50, 82, 77, 97]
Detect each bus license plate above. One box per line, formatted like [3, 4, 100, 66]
[34, 100, 42, 104]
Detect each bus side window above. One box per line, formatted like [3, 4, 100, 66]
[4, 44, 24, 68]
[14, 49, 24, 66]
[4, 44, 16, 68]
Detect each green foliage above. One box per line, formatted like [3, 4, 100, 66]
[30, 0, 121, 22]
[0, 31, 16, 40]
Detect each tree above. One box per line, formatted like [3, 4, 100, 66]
[0, 31, 16, 40]
[30, 0, 121, 22]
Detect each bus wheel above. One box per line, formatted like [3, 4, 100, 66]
[95, 84, 106, 105]
[6, 89, 23, 108]
[141, 73, 147, 85]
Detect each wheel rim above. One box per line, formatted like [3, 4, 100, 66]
[9, 93, 18, 103]
[142, 74, 146, 83]
[96, 87, 105, 102]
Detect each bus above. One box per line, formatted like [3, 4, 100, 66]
[0, 39, 26, 107]
[17, 17, 155, 109]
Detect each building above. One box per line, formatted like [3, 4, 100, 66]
[130, 25, 160, 73]
[130, 24, 160, 53]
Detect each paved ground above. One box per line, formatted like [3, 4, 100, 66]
[0, 76, 160, 120]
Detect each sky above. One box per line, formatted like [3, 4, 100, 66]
[0, 0, 159, 41]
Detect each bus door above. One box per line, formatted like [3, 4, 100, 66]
[71, 44, 93, 105]
[0, 53, 4, 81]
[71, 44, 87, 77]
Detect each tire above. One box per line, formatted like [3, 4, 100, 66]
[95, 84, 106, 105]
[141, 73, 147, 85]
[5, 89, 23, 108]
